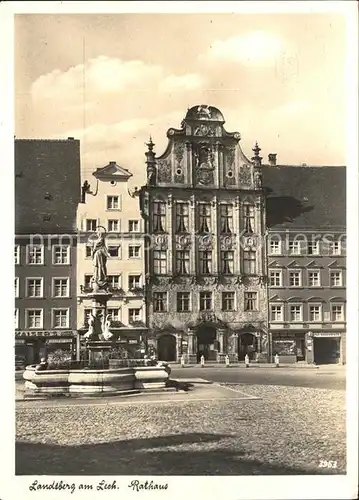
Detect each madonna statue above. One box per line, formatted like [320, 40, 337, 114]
[91, 229, 110, 289]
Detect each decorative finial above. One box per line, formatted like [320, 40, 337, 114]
[253, 142, 261, 157]
[146, 136, 155, 152]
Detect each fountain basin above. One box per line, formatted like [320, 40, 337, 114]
[22, 363, 170, 397]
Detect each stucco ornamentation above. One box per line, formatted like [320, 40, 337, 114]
[157, 159, 172, 183]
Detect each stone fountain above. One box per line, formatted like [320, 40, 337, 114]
[80, 226, 116, 364]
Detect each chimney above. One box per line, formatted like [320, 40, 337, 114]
[109, 161, 116, 165]
[67, 137, 74, 140]
[268, 153, 277, 166]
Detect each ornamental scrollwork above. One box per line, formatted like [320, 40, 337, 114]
[175, 234, 192, 249]
[157, 159, 172, 183]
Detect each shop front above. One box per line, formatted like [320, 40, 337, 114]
[271, 331, 306, 363]
[309, 331, 344, 365]
[15, 330, 76, 368]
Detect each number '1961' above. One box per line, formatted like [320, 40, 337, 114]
[319, 460, 337, 468]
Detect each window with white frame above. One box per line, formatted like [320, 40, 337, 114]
[107, 195, 120, 210]
[26, 278, 43, 298]
[289, 304, 303, 322]
[270, 304, 283, 322]
[108, 245, 120, 258]
[269, 239, 281, 255]
[330, 270, 343, 287]
[128, 245, 140, 258]
[53, 309, 69, 328]
[14, 309, 19, 329]
[329, 240, 341, 255]
[308, 270, 321, 287]
[153, 250, 167, 274]
[309, 304, 322, 322]
[289, 270, 302, 287]
[288, 240, 301, 255]
[108, 275, 121, 289]
[331, 304, 345, 322]
[129, 308, 141, 323]
[128, 220, 139, 233]
[107, 308, 120, 322]
[53, 278, 69, 297]
[128, 275, 141, 289]
[307, 240, 320, 255]
[86, 219, 97, 232]
[153, 292, 167, 312]
[26, 309, 43, 329]
[15, 245, 20, 265]
[269, 270, 282, 287]
[15, 277, 19, 298]
[108, 219, 119, 232]
[27, 245, 44, 265]
[53, 245, 70, 265]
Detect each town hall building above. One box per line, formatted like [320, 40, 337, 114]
[140, 105, 269, 363]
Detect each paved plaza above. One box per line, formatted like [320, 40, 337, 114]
[16, 367, 346, 476]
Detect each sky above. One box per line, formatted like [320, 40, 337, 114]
[15, 11, 348, 186]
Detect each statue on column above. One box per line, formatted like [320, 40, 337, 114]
[90, 227, 110, 290]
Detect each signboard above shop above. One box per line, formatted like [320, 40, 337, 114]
[313, 332, 342, 338]
[15, 330, 76, 338]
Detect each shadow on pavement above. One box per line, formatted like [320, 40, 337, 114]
[16, 433, 340, 476]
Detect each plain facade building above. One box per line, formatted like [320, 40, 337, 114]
[263, 164, 346, 364]
[77, 161, 148, 350]
[15, 139, 81, 365]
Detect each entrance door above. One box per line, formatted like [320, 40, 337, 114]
[196, 325, 217, 362]
[238, 333, 256, 361]
[157, 334, 176, 362]
[314, 337, 340, 364]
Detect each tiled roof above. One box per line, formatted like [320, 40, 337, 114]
[262, 165, 346, 230]
[15, 139, 81, 234]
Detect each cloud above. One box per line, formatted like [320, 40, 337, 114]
[203, 31, 285, 67]
[159, 73, 205, 92]
[31, 56, 204, 102]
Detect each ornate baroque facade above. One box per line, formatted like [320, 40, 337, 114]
[140, 105, 269, 363]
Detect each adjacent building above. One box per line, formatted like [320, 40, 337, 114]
[263, 164, 346, 364]
[140, 105, 268, 363]
[15, 138, 81, 365]
[77, 161, 148, 352]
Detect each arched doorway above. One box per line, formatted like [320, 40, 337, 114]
[196, 324, 217, 362]
[238, 332, 257, 361]
[157, 334, 176, 361]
